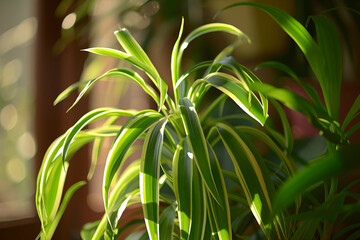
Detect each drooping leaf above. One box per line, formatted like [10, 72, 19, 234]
[171, 18, 184, 105]
[159, 206, 176, 240]
[140, 118, 168, 239]
[216, 122, 278, 239]
[172, 139, 192, 240]
[205, 72, 268, 125]
[205, 142, 232, 240]
[41, 181, 86, 240]
[273, 143, 360, 215]
[179, 97, 221, 204]
[103, 110, 163, 222]
[342, 94, 360, 131]
[62, 108, 135, 164]
[67, 68, 159, 111]
[175, 23, 249, 89]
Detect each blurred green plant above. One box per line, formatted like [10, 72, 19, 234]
[36, 2, 360, 239]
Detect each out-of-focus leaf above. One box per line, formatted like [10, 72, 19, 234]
[342, 94, 360, 131]
[53, 80, 89, 106]
[273, 143, 360, 215]
[268, 99, 294, 154]
[179, 97, 221, 204]
[140, 118, 168, 239]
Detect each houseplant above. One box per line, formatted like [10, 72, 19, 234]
[36, 2, 360, 239]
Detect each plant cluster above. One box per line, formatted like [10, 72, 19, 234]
[36, 2, 360, 240]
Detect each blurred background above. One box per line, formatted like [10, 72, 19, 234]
[0, 0, 359, 239]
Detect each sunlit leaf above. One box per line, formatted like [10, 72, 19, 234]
[179, 97, 221, 204]
[205, 72, 268, 125]
[140, 118, 168, 239]
[103, 110, 163, 223]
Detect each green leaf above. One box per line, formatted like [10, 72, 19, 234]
[159, 206, 176, 240]
[267, 99, 294, 154]
[256, 61, 324, 110]
[189, 162, 206, 240]
[62, 108, 135, 164]
[115, 29, 160, 81]
[205, 142, 232, 240]
[41, 181, 86, 240]
[67, 69, 159, 111]
[205, 72, 268, 125]
[175, 23, 249, 90]
[249, 82, 319, 118]
[236, 126, 296, 176]
[107, 160, 141, 231]
[103, 110, 163, 223]
[310, 15, 342, 120]
[271, 145, 360, 214]
[140, 118, 168, 240]
[172, 139, 192, 240]
[53, 80, 89, 106]
[342, 94, 360, 131]
[219, 2, 343, 120]
[217, 3, 316, 58]
[179, 97, 221, 204]
[84, 48, 157, 84]
[36, 131, 97, 233]
[171, 18, 184, 105]
[216, 123, 277, 239]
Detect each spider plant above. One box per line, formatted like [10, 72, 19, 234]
[36, 2, 360, 240]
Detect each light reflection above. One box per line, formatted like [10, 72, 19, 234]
[0, 17, 37, 54]
[6, 158, 27, 183]
[62, 13, 77, 30]
[1, 59, 22, 88]
[17, 132, 36, 160]
[0, 104, 18, 131]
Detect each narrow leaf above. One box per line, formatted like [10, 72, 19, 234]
[140, 118, 168, 240]
[179, 97, 221, 204]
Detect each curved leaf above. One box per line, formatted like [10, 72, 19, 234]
[67, 69, 159, 111]
[103, 110, 163, 223]
[62, 108, 136, 163]
[216, 123, 277, 239]
[205, 142, 232, 240]
[175, 23, 249, 89]
[140, 118, 168, 240]
[159, 206, 176, 240]
[179, 98, 221, 204]
[172, 139, 191, 240]
[205, 72, 268, 125]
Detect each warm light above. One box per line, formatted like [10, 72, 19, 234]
[6, 158, 27, 183]
[1, 59, 22, 87]
[17, 132, 36, 160]
[0, 104, 18, 130]
[62, 13, 77, 30]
